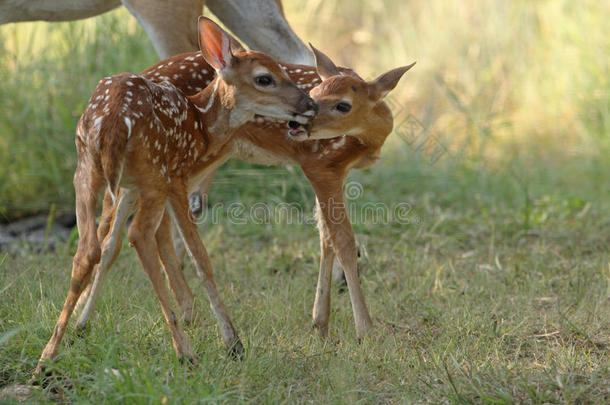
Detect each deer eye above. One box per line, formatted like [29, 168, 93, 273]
[336, 102, 352, 113]
[255, 75, 274, 87]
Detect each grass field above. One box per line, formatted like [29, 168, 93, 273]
[0, 0, 609, 403]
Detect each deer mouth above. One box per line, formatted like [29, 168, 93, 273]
[287, 120, 309, 140]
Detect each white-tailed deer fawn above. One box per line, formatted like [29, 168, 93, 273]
[35, 16, 316, 373]
[73, 45, 414, 341]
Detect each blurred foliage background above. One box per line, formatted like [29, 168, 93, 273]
[0, 0, 608, 219]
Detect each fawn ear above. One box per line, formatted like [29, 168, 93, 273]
[368, 62, 416, 101]
[310, 44, 341, 80]
[198, 16, 237, 72]
[229, 36, 247, 54]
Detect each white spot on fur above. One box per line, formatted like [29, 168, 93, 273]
[124, 116, 133, 139]
[311, 141, 319, 153]
[332, 136, 346, 149]
[93, 116, 103, 133]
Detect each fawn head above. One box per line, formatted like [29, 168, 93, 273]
[198, 17, 317, 128]
[295, 45, 415, 144]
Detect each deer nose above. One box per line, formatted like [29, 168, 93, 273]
[303, 98, 318, 116]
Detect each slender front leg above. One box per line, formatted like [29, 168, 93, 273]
[312, 198, 336, 337]
[74, 189, 137, 330]
[323, 197, 372, 338]
[305, 170, 373, 339]
[167, 183, 243, 359]
[127, 192, 195, 363]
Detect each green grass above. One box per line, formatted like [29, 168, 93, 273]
[0, 10, 158, 219]
[1, 0, 609, 402]
[1, 153, 609, 403]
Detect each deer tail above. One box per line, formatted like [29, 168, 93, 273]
[99, 116, 133, 205]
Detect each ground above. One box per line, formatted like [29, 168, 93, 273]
[1, 154, 608, 403]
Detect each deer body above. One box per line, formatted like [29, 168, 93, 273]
[1, 0, 313, 63]
[35, 17, 316, 374]
[73, 48, 414, 342]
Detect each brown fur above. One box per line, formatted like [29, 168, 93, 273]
[74, 48, 414, 342]
[35, 17, 315, 374]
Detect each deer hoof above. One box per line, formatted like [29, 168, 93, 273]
[228, 338, 244, 361]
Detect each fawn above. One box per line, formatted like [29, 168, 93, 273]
[35, 16, 316, 373]
[73, 44, 414, 342]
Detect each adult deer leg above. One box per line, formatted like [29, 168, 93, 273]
[127, 191, 195, 362]
[206, 0, 313, 64]
[74, 189, 137, 330]
[167, 182, 243, 359]
[35, 164, 104, 374]
[121, 0, 205, 58]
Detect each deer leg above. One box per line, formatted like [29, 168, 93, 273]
[73, 189, 115, 315]
[167, 184, 243, 359]
[156, 211, 196, 323]
[121, 0, 204, 58]
[35, 166, 103, 374]
[306, 172, 373, 340]
[322, 202, 372, 339]
[332, 243, 361, 292]
[173, 168, 218, 269]
[205, 0, 313, 64]
[312, 198, 336, 337]
[74, 189, 137, 331]
[127, 192, 195, 363]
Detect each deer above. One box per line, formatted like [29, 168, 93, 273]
[34, 16, 317, 374]
[1, 0, 313, 64]
[72, 44, 415, 342]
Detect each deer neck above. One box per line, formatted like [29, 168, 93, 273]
[190, 77, 254, 141]
[354, 101, 393, 149]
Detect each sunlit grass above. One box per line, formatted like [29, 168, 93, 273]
[0, 9, 157, 218]
[0, 0, 608, 218]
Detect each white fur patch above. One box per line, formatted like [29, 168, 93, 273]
[124, 116, 133, 139]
